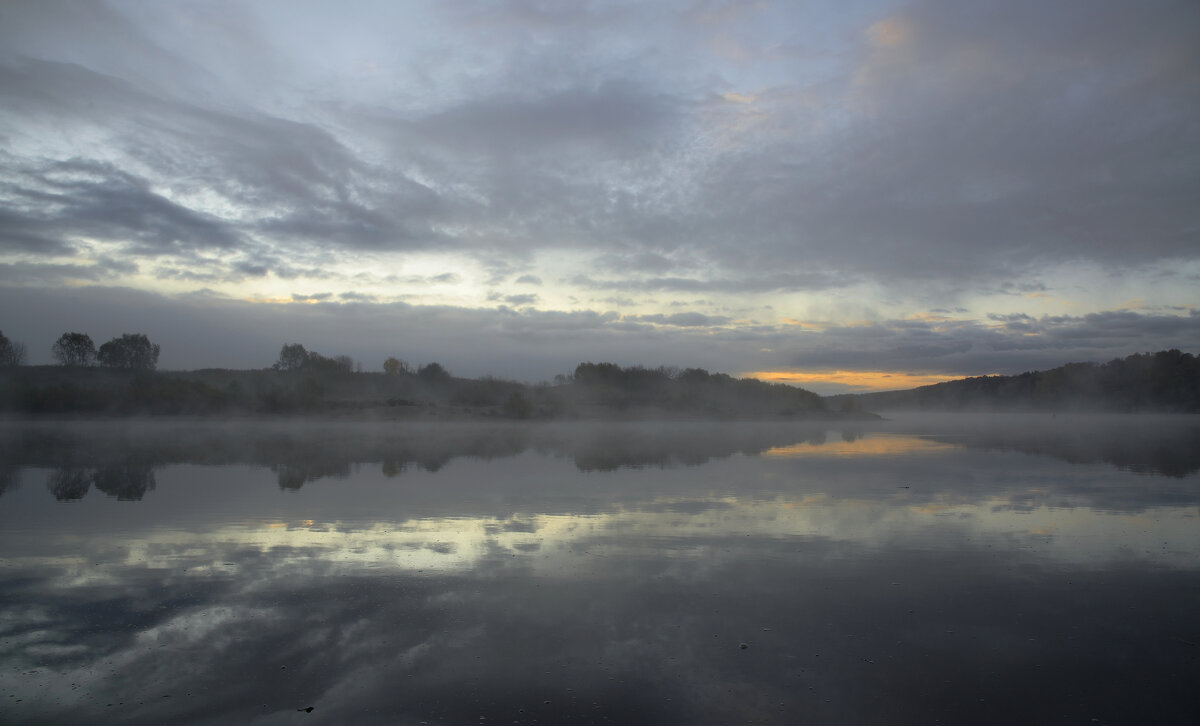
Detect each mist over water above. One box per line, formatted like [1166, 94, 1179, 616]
[2, 414, 1198, 724]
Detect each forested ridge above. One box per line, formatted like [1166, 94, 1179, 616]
[830, 350, 1200, 412]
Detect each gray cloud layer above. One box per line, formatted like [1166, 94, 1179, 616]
[1, 0, 1198, 383]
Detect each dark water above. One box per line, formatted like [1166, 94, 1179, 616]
[1, 414, 1198, 725]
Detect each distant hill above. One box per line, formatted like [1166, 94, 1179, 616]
[826, 350, 1200, 413]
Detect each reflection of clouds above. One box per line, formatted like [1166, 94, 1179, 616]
[9, 493, 1192, 597]
[4, 501, 1199, 724]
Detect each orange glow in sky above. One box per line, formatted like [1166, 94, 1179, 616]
[745, 369, 968, 392]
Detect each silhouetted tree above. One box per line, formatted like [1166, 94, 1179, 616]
[306, 352, 354, 375]
[51, 332, 97, 366]
[574, 362, 623, 386]
[97, 333, 160, 370]
[275, 343, 309, 371]
[0, 330, 27, 367]
[417, 362, 451, 383]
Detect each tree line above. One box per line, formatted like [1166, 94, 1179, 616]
[271, 343, 454, 383]
[0, 330, 161, 370]
[0, 337, 850, 419]
[565, 361, 828, 416]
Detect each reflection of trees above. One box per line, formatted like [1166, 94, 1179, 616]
[4, 422, 836, 493]
[911, 416, 1200, 478]
[569, 425, 834, 472]
[92, 462, 157, 501]
[259, 437, 356, 489]
[272, 460, 351, 490]
[48, 467, 92, 501]
[0, 465, 17, 496]
[5, 416, 1199, 504]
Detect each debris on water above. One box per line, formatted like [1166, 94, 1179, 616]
[297, 706, 314, 712]
[739, 642, 749, 649]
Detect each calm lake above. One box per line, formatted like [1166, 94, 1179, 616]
[1, 414, 1198, 725]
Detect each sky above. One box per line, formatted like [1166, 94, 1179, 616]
[1, 0, 1198, 394]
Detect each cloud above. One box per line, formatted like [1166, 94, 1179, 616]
[4, 0, 1196, 292]
[414, 79, 678, 158]
[0, 258, 137, 285]
[781, 309, 1200, 376]
[502, 293, 539, 306]
[0, 0, 1197, 380]
[0, 154, 242, 256]
[628, 312, 732, 327]
[291, 292, 333, 303]
[570, 270, 846, 294]
[339, 291, 378, 303]
[0, 56, 447, 271]
[665, 0, 1200, 286]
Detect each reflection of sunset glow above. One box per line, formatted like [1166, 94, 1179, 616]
[764, 434, 959, 458]
[745, 369, 967, 392]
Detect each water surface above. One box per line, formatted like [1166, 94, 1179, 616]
[1, 414, 1198, 724]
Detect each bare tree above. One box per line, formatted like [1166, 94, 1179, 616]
[0, 330, 27, 367]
